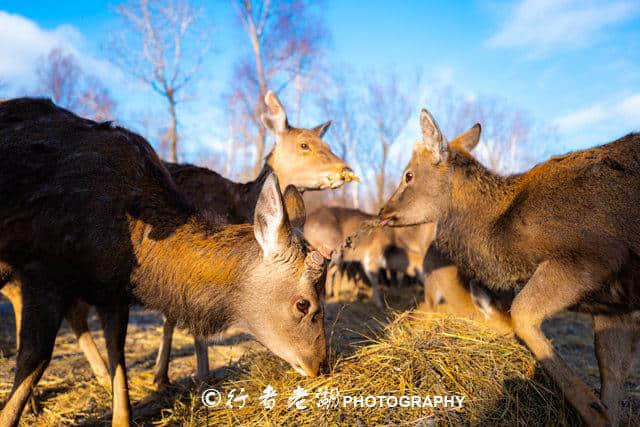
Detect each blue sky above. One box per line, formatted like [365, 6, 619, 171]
[1, 0, 639, 164]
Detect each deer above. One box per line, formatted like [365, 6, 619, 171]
[0, 90, 353, 391]
[421, 246, 515, 336]
[379, 107, 640, 426]
[152, 90, 352, 387]
[304, 206, 434, 307]
[0, 98, 328, 427]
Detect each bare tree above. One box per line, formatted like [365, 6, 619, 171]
[367, 74, 414, 210]
[429, 87, 541, 174]
[317, 69, 362, 208]
[109, 0, 211, 162]
[473, 99, 531, 173]
[78, 76, 118, 122]
[229, 0, 327, 176]
[36, 48, 82, 112]
[35, 48, 116, 121]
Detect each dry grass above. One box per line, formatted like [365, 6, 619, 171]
[1, 286, 639, 426]
[154, 310, 580, 426]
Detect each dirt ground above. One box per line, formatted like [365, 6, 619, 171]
[1, 283, 639, 426]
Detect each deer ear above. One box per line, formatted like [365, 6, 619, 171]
[254, 174, 290, 258]
[469, 280, 493, 320]
[261, 90, 289, 135]
[283, 185, 306, 230]
[450, 123, 481, 153]
[311, 120, 332, 137]
[420, 108, 448, 164]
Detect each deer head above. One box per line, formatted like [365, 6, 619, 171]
[261, 90, 358, 192]
[239, 174, 328, 376]
[379, 108, 481, 226]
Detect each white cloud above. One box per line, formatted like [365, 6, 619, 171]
[554, 93, 640, 133]
[0, 11, 122, 91]
[617, 93, 640, 122]
[488, 0, 640, 52]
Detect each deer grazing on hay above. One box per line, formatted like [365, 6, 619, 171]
[304, 206, 434, 307]
[380, 107, 640, 426]
[153, 90, 351, 386]
[0, 98, 328, 427]
[0, 90, 352, 390]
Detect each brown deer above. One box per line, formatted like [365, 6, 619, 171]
[152, 90, 351, 386]
[304, 206, 434, 307]
[0, 98, 328, 427]
[421, 246, 515, 336]
[0, 90, 352, 390]
[380, 107, 640, 426]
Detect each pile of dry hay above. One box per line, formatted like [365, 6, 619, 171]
[160, 311, 580, 426]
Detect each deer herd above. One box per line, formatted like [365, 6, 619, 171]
[0, 93, 638, 426]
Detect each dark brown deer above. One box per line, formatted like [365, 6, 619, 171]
[0, 90, 351, 390]
[0, 99, 328, 427]
[304, 206, 434, 307]
[380, 108, 640, 426]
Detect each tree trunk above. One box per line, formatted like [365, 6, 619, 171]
[168, 90, 178, 163]
[246, 4, 268, 177]
[376, 138, 388, 210]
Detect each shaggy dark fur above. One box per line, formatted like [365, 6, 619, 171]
[0, 99, 327, 426]
[164, 160, 272, 223]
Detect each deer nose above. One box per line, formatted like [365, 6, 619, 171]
[378, 207, 395, 225]
[341, 166, 353, 175]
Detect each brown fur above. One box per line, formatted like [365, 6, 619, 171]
[380, 108, 640, 426]
[304, 206, 434, 307]
[1, 90, 350, 389]
[0, 98, 327, 426]
[422, 246, 515, 336]
[150, 90, 347, 385]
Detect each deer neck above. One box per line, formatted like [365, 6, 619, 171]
[237, 158, 275, 222]
[130, 216, 259, 336]
[435, 154, 524, 289]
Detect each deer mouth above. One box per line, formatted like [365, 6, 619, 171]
[378, 208, 397, 226]
[292, 360, 319, 377]
[325, 168, 359, 189]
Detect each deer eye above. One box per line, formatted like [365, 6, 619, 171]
[300, 143, 309, 150]
[405, 171, 414, 183]
[296, 299, 310, 315]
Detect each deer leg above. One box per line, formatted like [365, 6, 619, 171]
[510, 260, 610, 427]
[0, 282, 65, 427]
[396, 270, 405, 287]
[1, 281, 42, 417]
[326, 262, 337, 298]
[423, 274, 439, 311]
[593, 314, 640, 426]
[329, 251, 344, 298]
[363, 255, 384, 309]
[96, 304, 131, 427]
[153, 316, 175, 388]
[1, 281, 22, 351]
[65, 300, 111, 389]
[194, 336, 209, 384]
[340, 262, 351, 297]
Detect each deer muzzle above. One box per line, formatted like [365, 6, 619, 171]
[326, 167, 359, 189]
